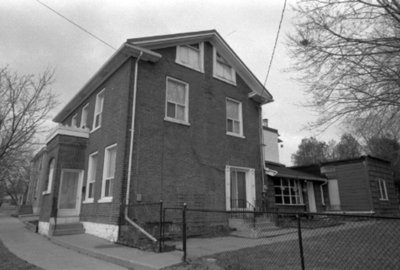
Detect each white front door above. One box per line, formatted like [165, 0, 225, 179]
[307, 182, 317, 212]
[58, 169, 83, 217]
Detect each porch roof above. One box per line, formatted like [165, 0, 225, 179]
[265, 163, 327, 182]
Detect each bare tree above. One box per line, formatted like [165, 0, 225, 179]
[0, 66, 56, 163]
[288, 0, 400, 130]
[0, 66, 56, 204]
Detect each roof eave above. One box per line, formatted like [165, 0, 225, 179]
[53, 44, 162, 123]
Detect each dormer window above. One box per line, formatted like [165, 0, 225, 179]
[213, 48, 236, 85]
[176, 43, 204, 72]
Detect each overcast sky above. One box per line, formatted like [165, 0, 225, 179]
[0, 0, 341, 164]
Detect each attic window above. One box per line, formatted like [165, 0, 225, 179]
[176, 42, 204, 72]
[213, 48, 236, 85]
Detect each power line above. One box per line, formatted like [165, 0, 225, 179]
[35, 0, 117, 51]
[264, 0, 287, 86]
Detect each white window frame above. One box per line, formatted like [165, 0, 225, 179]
[213, 47, 236, 85]
[99, 144, 117, 203]
[226, 98, 244, 138]
[92, 89, 105, 132]
[164, 77, 190, 126]
[225, 165, 255, 210]
[81, 103, 89, 129]
[378, 179, 389, 201]
[273, 178, 304, 206]
[175, 42, 204, 73]
[71, 114, 78, 128]
[42, 158, 55, 195]
[84, 151, 98, 203]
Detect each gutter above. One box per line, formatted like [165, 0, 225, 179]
[124, 51, 157, 243]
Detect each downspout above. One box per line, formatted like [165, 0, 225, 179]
[320, 180, 328, 207]
[258, 106, 266, 208]
[124, 51, 157, 242]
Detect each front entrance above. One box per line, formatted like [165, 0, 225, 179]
[58, 169, 83, 217]
[225, 166, 256, 210]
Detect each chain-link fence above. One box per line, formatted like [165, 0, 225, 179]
[160, 206, 400, 269]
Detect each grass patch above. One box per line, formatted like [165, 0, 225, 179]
[0, 239, 43, 270]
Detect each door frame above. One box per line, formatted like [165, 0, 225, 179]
[225, 166, 256, 210]
[307, 181, 317, 212]
[57, 169, 84, 217]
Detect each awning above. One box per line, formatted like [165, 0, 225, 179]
[265, 163, 326, 182]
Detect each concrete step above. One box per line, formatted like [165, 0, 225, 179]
[52, 223, 85, 236]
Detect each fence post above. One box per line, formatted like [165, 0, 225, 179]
[297, 214, 305, 270]
[182, 203, 187, 262]
[159, 200, 163, 253]
[253, 206, 256, 229]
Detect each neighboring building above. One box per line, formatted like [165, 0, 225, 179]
[261, 121, 327, 213]
[294, 156, 400, 216]
[31, 30, 273, 242]
[262, 119, 282, 164]
[27, 148, 47, 214]
[263, 161, 328, 213]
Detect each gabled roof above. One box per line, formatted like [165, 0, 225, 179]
[128, 30, 273, 104]
[53, 44, 162, 122]
[54, 30, 273, 123]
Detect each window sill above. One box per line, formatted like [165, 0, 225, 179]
[98, 197, 113, 203]
[164, 117, 191, 127]
[42, 191, 51, 195]
[226, 132, 245, 139]
[90, 126, 101, 134]
[175, 61, 204, 74]
[275, 204, 305, 206]
[379, 198, 389, 201]
[213, 74, 237, 86]
[82, 199, 94, 204]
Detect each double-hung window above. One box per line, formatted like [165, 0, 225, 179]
[274, 178, 304, 205]
[213, 48, 236, 84]
[226, 98, 243, 137]
[85, 152, 98, 202]
[165, 77, 189, 124]
[93, 89, 104, 130]
[81, 103, 89, 129]
[378, 179, 388, 200]
[176, 43, 204, 72]
[100, 144, 117, 202]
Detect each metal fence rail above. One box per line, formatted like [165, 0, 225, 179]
[117, 202, 400, 269]
[161, 205, 400, 269]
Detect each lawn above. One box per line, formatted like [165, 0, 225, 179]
[0, 239, 43, 270]
[165, 220, 400, 270]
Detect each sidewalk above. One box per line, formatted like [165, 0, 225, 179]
[0, 213, 182, 270]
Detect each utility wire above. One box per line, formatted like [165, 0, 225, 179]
[264, 0, 287, 86]
[35, 0, 117, 51]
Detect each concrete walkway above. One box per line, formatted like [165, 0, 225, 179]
[0, 212, 183, 270]
[51, 233, 182, 270]
[0, 213, 127, 270]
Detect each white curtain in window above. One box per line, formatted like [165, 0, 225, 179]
[167, 81, 186, 105]
[226, 100, 239, 120]
[106, 148, 116, 178]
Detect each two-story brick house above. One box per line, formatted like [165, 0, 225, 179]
[31, 30, 273, 242]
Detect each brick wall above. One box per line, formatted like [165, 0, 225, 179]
[61, 60, 132, 225]
[130, 42, 263, 218]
